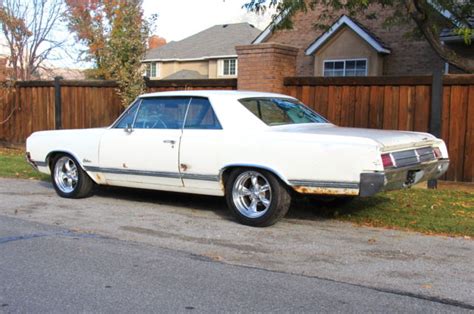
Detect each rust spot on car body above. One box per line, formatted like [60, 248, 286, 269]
[292, 186, 359, 196]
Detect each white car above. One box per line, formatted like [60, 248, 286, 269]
[26, 90, 449, 226]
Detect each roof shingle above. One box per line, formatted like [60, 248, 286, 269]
[144, 23, 261, 61]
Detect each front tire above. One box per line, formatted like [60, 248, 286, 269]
[225, 168, 291, 227]
[51, 155, 94, 198]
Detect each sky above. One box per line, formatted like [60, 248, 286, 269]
[3, 0, 274, 69]
[142, 0, 274, 42]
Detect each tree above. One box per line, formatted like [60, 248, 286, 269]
[244, 0, 474, 73]
[0, 0, 66, 80]
[65, 0, 153, 106]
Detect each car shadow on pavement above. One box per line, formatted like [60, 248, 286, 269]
[93, 185, 389, 224]
[286, 195, 389, 222]
[95, 185, 233, 220]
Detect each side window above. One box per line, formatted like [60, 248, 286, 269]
[240, 99, 290, 125]
[115, 100, 139, 128]
[134, 97, 190, 129]
[184, 98, 222, 129]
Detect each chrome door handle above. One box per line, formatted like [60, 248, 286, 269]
[163, 140, 176, 145]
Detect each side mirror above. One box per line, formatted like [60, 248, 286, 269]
[124, 123, 134, 134]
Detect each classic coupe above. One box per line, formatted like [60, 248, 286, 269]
[26, 90, 449, 226]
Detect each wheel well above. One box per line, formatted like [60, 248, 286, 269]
[46, 151, 79, 171]
[220, 166, 290, 190]
[46, 152, 61, 170]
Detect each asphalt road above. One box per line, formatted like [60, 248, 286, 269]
[0, 216, 471, 313]
[0, 178, 473, 312]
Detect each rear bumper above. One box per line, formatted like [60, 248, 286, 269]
[359, 158, 450, 197]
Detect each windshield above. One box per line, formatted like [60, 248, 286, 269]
[239, 98, 328, 126]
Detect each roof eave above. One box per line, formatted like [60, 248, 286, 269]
[142, 55, 238, 63]
[305, 15, 391, 56]
[252, 9, 289, 44]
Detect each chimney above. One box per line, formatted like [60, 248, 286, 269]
[148, 35, 167, 50]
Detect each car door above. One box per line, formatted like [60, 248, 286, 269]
[179, 97, 225, 193]
[98, 97, 190, 188]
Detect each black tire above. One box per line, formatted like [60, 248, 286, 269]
[225, 168, 291, 227]
[51, 154, 94, 199]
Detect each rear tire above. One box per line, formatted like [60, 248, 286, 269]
[51, 154, 94, 198]
[225, 168, 291, 227]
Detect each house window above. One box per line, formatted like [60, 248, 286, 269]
[146, 62, 159, 78]
[219, 59, 237, 76]
[323, 59, 367, 77]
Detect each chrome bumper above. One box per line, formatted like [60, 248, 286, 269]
[25, 152, 39, 170]
[359, 159, 450, 197]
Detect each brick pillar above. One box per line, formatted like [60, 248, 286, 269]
[236, 43, 298, 93]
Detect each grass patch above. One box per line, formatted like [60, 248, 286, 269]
[316, 189, 474, 237]
[0, 148, 49, 180]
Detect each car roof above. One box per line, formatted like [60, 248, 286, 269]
[139, 90, 295, 100]
[137, 90, 298, 131]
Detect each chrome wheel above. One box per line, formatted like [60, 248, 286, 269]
[53, 156, 78, 194]
[232, 171, 272, 219]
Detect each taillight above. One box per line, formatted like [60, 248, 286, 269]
[381, 153, 394, 168]
[433, 147, 442, 159]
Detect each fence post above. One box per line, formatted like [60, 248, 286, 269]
[428, 70, 443, 189]
[54, 76, 63, 130]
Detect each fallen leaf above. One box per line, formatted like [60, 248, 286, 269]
[421, 284, 432, 289]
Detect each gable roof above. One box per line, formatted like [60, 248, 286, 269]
[305, 15, 391, 55]
[440, 17, 474, 42]
[252, 10, 288, 44]
[143, 23, 261, 62]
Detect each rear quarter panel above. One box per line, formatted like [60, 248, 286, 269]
[218, 130, 382, 185]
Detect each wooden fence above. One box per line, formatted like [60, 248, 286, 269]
[284, 75, 474, 182]
[0, 78, 237, 144]
[0, 75, 472, 182]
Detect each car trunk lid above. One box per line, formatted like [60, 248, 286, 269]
[271, 124, 438, 151]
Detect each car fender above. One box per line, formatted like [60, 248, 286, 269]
[219, 163, 291, 187]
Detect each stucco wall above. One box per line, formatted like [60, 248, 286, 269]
[314, 27, 383, 76]
[158, 61, 210, 79]
[147, 59, 238, 79]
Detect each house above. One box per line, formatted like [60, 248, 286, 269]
[142, 23, 261, 80]
[253, 7, 472, 76]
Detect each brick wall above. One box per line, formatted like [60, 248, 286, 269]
[265, 5, 446, 76]
[236, 43, 298, 93]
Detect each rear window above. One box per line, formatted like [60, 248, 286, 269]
[239, 98, 328, 126]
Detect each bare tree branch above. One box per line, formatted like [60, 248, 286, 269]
[0, 0, 66, 80]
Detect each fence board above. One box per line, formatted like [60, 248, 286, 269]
[464, 86, 474, 181]
[447, 86, 468, 181]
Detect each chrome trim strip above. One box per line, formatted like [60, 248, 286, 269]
[181, 173, 219, 182]
[289, 180, 359, 189]
[384, 159, 449, 173]
[85, 166, 180, 179]
[35, 161, 47, 167]
[84, 166, 218, 182]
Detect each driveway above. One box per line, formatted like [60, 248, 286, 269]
[0, 178, 472, 308]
